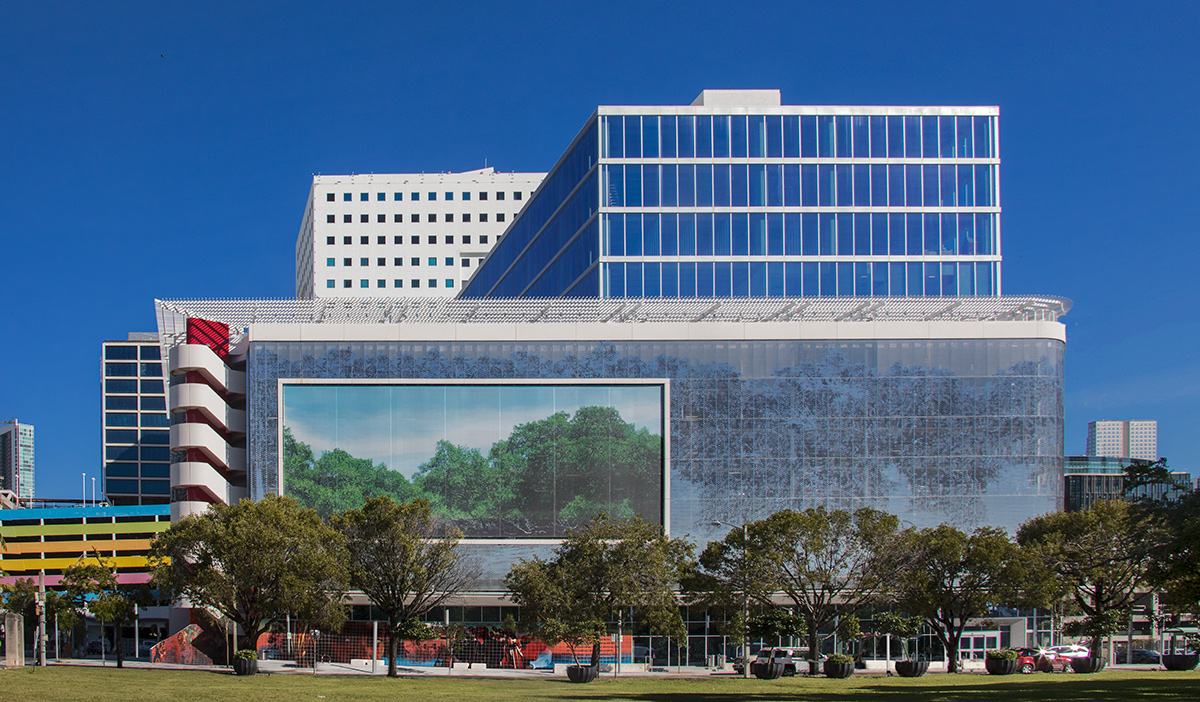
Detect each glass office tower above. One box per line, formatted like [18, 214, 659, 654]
[462, 90, 1000, 300]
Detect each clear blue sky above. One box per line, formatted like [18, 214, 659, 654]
[2, 1, 1197, 498]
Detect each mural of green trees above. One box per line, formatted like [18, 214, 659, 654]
[283, 405, 662, 537]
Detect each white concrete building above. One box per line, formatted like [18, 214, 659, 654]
[0, 418, 34, 500]
[1086, 420, 1158, 461]
[295, 169, 546, 299]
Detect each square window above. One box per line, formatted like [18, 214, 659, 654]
[343, 258, 352, 266]
[326, 236, 335, 245]
[480, 235, 489, 244]
[377, 235, 385, 244]
[360, 279, 369, 288]
[444, 257, 453, 266]
[326, 279, 335, 288]
[461, 258, 470, 267]
[410, 214, 419, 222]
[428, 192, 437, 201]
[344, 214, 352, 223]
[497, 212, 506, 222]
[360, 236, 368, 244]
[428, 235, 436, 244]
[343, 193, 352, 202]
[444, 235, 454, 244]
[377, 279, 385, 287]
[514, 191, 522, 200]
[326, 258, 335, 266]
[394, 257, 402, 266]
[360, 214, 369, 223]
[480, 213, 489, 222]
[445, 192, 453, 201]
[394, 192, 402, 201]
[326, 214, 335, 223]
[394, 214, 402, 223]
[445, 279, 454, 288]
[445, 213, 454, 222]
[463, 213, 471, 222]
[377, 257, 386, 266]
[410, 235, 419, 244]
[428, 257, 437, 266]
[411, 192, 419, 201]
[343, 236, 351, 244]
[462, 191, 471, 200]
[411, 257, 420, 266]
[463, 235, 472, 244]
[343, 279, 351, 288]
[496, 192, 505, 200]
[428, 278, 437, 288]
[360, 257, 369, 266]
[377, 192, 385, 201]
[377, 214, 386, 223]
[394, 279, 403, 287]
[479, 191, 487, 200]
[360, 192, 368, 201]
[427, 213, 437, 222]
[326, 193, 335, 202]
[411, 279, 420, 288]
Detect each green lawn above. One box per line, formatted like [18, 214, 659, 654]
[1, 667, 1198, 702]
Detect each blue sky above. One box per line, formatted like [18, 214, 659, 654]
[2, 2, 1197, 498]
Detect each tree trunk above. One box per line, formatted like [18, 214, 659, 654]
[945, 631, 959, 673]
[590, 640, 601, 667]
[807, 617, 821, 675]
[388, 622, 400, 678]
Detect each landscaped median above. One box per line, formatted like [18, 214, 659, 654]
[2, 666, 1200, 702]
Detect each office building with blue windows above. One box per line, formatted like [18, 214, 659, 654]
[462, 89, 1000, 300]
[101, 333, 172, 505]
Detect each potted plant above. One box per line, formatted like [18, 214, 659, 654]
[747, 608, 805, 679]
[1162, 652, 1200, 671]
[984, 649, 1019, 675]
[232, 648, 258, 676]
[875, 612, 927, 677]
[1069, 655, 1105, 673]
[824, 653, 855, 678]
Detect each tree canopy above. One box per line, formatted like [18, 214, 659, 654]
[506, 514, 692, 667]
[61, 557, 155, 668]
[330, 496, 478, 677]
[148, 494, 348, 650]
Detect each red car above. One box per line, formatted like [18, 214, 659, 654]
[1014, 647, 1071, 673]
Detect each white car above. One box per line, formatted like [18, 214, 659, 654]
[1048, 644, 1090, 658]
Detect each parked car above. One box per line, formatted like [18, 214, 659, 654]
[1013, 647, 1071, 673]
[138, 639, 158, 657]
[735, 647, 825, 676]
[1131, 649, 1161, 664]
[1048, 644, 1090, 658]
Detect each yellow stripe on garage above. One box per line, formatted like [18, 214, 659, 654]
[1, 521, 169, 538]
[1, 538, 154, 555]
[0, 555, 152, 572]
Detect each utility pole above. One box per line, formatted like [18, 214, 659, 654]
[36, 570, 47, 666]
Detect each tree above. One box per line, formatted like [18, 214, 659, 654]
[1, 577, 77, 655]
[1125, 460, 1200, 620]
[505, 514, 692, 668]
[148, 494, 348, 651]
[873, 611, 923, 662]
[61, 558, 154, 668]
[330, 496, 478, 677]
[893, 525, 1024, 673]
[694, 507, 906, 674]
[1017, 499, 1163, 656]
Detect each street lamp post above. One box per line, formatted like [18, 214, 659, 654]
[711, 520, 751, 679]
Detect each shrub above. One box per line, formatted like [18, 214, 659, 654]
[986, 649, 1017, 660]
[826, 653, 855, 665]
[234, 649, 257, 661]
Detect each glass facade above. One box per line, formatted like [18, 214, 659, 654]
[248, 335, 1062, 589]
[102, 339, 171, 505]
[462, 105, 1001, 300]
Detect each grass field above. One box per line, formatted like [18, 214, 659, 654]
[1, 667, 1198, 702]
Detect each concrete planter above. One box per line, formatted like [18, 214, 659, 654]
[1070, 657, 1105, 673]
[823, 661, 855, 678]
[232, 658, 258, 676]
[894, 660, 929, 677]
[1162, 654, 1199, 671]
[566, 665, 599, 683]
[985, 658, 1019, 675]
[752, 661, 786, 679]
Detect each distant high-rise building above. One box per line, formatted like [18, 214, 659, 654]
[295, 168, 546, 299]
[1086, 420, 1157, 461]
[101, 333, 170, 505]
[0, 419, 34, 499]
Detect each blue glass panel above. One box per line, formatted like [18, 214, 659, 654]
[714, 261, 733, 296]
[141, 446, 169, 461]
[906, 213, 922, 256]
[766, 213, 783, 256]
[837, 164, 853, 206]
[940, 116, 956, 158]
[977, 262, 994, 294]
[677, 164, 695, 207]
[873, 262, 888, 295]
[783, 164, 799, 206]
[749, 261, 766, 296]
[956, 116, 973, 157]
[904, 116, 922, 157]
[923, 213, 940, 254]
[750, 115, 767, 157]
[731, 115, 747, 158]
[922, 116, 938, 158]
[940, 164, 956, 206]
[713, 115, 730, 158]
[802, 212, 818, 255]
[105, 346, 137, 360]
[762, 115, 778, 157]
[836, 116, 852, 157]
[105, 362, 137, 377]
[887, 116, 904, 157]
[749, 213, 766, 256]
[906, 165, 922, 205]
[888, 164, 905, 206]
[783, 213, 800, 255]
[976, 214, 994, 255]
[642, 116, 659, 158]
[661, 115, 677, 158]
[626, 262, 643, 296]
[643, 262, 661, 297]
[608, 263, 625, 296]
[696, 261, 714, 296]
[106, 429, 137, 444]
[140, 346, 159, 360]
[678, 115, 695, 158]
[785, 261, 802, 296]
[606, 165, 624, 206]
[890, 262, 907, 295]
[678, 213, 696, 255]
[661, 165, 678, 207]
[853, 115, 870, 157]
[819, 213, 836, 255]
[105, 413, 136, 427]
[957, 164, 974, 206]
[143, 464, 169, 477]
[732, 261, 750, 296]
[837, 213, 854, 255]
[643, 164, 659, 207]
[818, 165, 835, 206]
[661, 262, 678, 297]
[748, 164, 765, 206]
[974, 116, 993, 158]
[643, 214, 660, 256]
[975, 164, 993, 206]
[714, 213, 732, 255]
[679, 261, 697, 297]
[713, 164, 731, 206]
[695, 115, 712, 158]
[803, 261, 819, 296]
[958, 213, 975, 255]
[872, 213, 888, 255]
[606, 116, 623, 158]
[855, 262, 871, 296]
[608, 214, 624, 256]
[625, 213, 642, 256]
[783, 114, 800, 157]
[106, 479, 138, 495]
[802, 165, 818, 206]
[941, 213, 957, 254]
[855, 213, 871, 255]
[767, 261, 784, 296]
[140, 379, 163, 393]
[941, 262, 956, 295]
[106, 396, 137, 410]
[106, 446, 137, 461]
[889, 213, 905, 255]
[142, 413, 170, 427]
[924, 262, 941, 296]
[800, 115, 817, 157]
[624, 115, 641, 158]
[696, 213, 714, 255]
[141, 480, 171, 495]
[959, 262, 975, 295]
[105, 463, 138, 477]
[766, 164, 782, 207]
[908, 262, 924, 296]
[853, 164, 870, 206]
[731, 164, 748, 207]
[141, 430, 169, 444]
[870, 115, 887, 157]
[696, 164, 713, 206]
[625, 165, 642, 206]
[923, 165, 939, 206]
[818, 116, 835, 157]
[820, 262, 837, 296]
[871, 165, 887, 207]
[661, 213, 678, 256]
